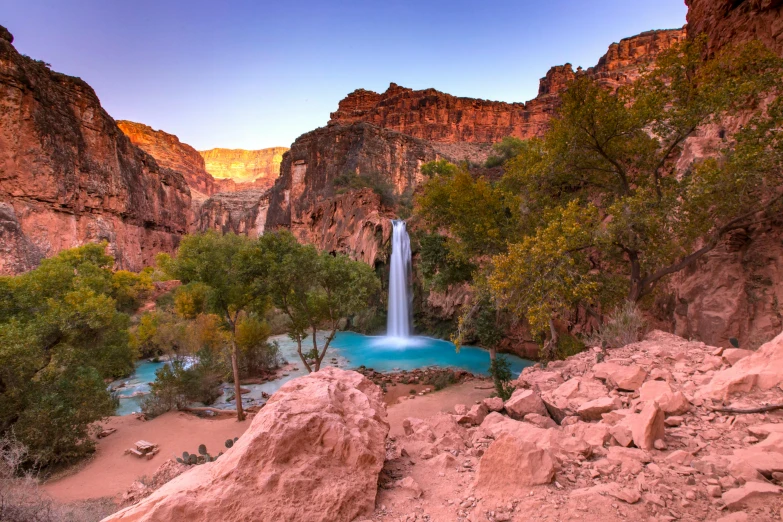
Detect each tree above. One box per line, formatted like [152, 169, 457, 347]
[0, 244, 135, 467]
[257, 231, 380, 372]
[501, 38, 783, 306]
[161, 232, 266, 421]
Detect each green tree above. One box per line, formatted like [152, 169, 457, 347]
[161, 232, 266, 421]
[257, 231, 380, 372]
[0, 244, 135, 467]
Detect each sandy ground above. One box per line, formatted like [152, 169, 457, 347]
[41, 379, 492, 504]
[385, 379, 494, 437]
[42, 412, 249, 503]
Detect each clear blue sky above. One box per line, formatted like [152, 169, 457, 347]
[2, 1, 687, 150]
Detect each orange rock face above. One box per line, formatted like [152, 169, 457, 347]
[686, 0, 783, 57]
[329, 29, 685, 144]
[0, 26, 190, 274]
[199, 147, 288, 190]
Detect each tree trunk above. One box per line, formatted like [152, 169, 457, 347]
[230, 334, 246, 422]
[489, 347, 497, 361]
[296, 337, 313, 373]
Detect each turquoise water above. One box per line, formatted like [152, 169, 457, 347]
[329, 332, 531, 376]
[113, 332, 532, 415]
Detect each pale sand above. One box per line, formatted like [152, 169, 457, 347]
[42, 412, 249, 503]
[42, 379, 492, 503]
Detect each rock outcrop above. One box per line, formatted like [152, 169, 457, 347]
[328, 29, 685, 144]
[197, 189, 269, 236]
[686, 0, 783, 57]
[117, 121, 232, 200]
[264, 123, 444, 263]
[0, 26, 190, 274]
[104, 368, 389, 522]
[378, 328, 783, 521]
[200, 147, 287, 190]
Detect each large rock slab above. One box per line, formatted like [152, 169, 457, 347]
[699, 332, 783, 400]
[540, 378, 608, 423]
[475, 433, 555, 497]
[102, 368, 389, 522]
[639, 380, 691, 416]
[593, 362, 648, 391]
[504, 389, 548, 420]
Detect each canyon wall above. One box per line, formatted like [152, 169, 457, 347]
[197, 189, 270, 237]
[686, 0, 783, 56]
[200, 147, 288, 191]
[264, 122, 450, 264]
[0, 26, 190, 274]
[328, 29, 685, 144]
[117, 121, 234, 200]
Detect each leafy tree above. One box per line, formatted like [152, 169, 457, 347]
[485, 136, 526, 167]
[161, 232, 267, 421]
[256, 231, 380, 372]
[501, 38, 783, 308]
[0, 244, 135, 466]
[111, 269, 154, 313]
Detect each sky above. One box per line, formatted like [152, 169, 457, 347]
[2, 1, 688, 151]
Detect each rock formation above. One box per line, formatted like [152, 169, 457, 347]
[0, 26, 190, 274]
[197, 189, 269, 237]
[686, 0, 783, 57]
[117, 121, 234, 200]
[103, 367, 389, 522]
[199, 147, 288, 190]
[328, 29, 685, 143]
[264, 122, 447, 263]
[376, 329, 783, 521]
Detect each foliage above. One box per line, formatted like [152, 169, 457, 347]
[485, 136, 526, 167]
[333, 171, 396, 207]
[111, 270, 154, 313]
[235, 315, 280, 378]
[556, 333, 586, 360]
[417, 232, 475, 291]
[0, 244, 135, 467]
[162, 232, 268, 421]
[585, 301, 646, 349]
[256, 231, 381, 372]
[488, 356, 514, 401]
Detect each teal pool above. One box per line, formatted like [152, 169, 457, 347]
[113, 332, 532, 415]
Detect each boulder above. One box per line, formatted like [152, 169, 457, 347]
[394, 477, 423, 499]
[593, 362, 648, 391]
[722, 482, 782, 510]
[475, 433, 555, 497]
[576, 396, 621, 421]
[699, 331, 783, 400]
[563, 422, 612, 449]
[639, 380, 691, 415]
[504, 389, 548, 420]
[102, 368, 389, 522]
[722, 348, 754, 366]
[524, 413, 559, 429]
[516, 370, 565, 392]
[454, 404, 468, 415]
[482, 397, 504, 412]
[628, 402, 665, 450]
[458, 403, 489, 426]
[540, 378, 608, 423]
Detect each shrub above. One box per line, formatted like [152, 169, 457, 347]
[556, 333, 586, 360]
[333, 171, 396, 207]
[586, 301, 646, 349]
[489, 355, 514, 401]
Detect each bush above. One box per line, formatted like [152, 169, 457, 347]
[586, 301, 646, 349]
[489, 355, 514, 401]
[333, 171, 396, 207]
[556, 333, 586, 360]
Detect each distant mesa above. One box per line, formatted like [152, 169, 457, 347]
[199, 147, 289, 190]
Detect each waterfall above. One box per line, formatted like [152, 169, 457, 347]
[387, 219, 412, 338]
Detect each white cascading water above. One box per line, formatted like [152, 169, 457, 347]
[387, 220, 412, 338]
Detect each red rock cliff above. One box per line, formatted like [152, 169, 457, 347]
[118, 121, 235, 199]
[686, 0, 783, 56]
[329, 29, 685, 143]
[0, 26, 191, 274]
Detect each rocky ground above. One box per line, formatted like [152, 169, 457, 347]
[108, 330, 783, 522]
[370, 330, 783, 522]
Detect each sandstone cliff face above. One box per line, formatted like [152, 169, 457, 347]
[686, 0, 783, 57]
[265, 123, 445, 263]
[200, 147, 287, 190]
[328, 29, 685, 144]
[197, 189, 270, 237]
[117, 121, 234, 200]
[0, 27, 190, 274]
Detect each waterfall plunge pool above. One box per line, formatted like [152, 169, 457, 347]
[112, 331, 533, 415]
